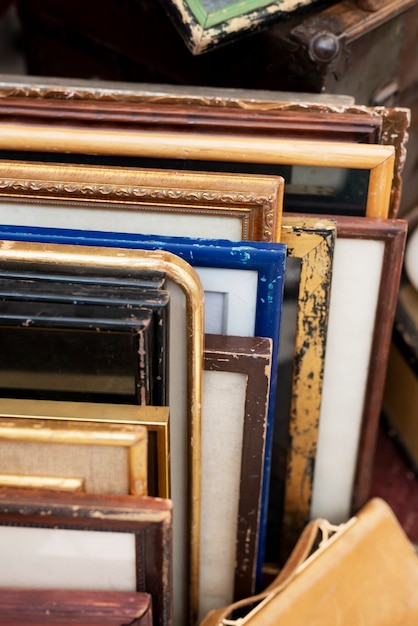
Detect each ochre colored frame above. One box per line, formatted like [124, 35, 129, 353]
[0, 414, 148, 496]
[277, 216, 336, 552]
[0, 399, 170, 499]
[0, 125, 393, 218]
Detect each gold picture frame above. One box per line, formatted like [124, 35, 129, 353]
[0, 414, 148, 496]
[0, 474, 85, 492]
[0, 399, 170, 499]
[0, 240, 204, 626]
[0, 124, 393, 218]
[0, 159, 283, 243]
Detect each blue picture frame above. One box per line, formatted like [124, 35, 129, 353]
[0, 223, 286, 588]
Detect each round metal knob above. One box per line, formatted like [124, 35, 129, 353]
[308, 32, 340, 63]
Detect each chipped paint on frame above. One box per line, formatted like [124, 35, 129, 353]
[279, 215, 336, 555]
[160, 0, 324, 54]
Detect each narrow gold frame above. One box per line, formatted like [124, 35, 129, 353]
[0, 124, 394, 218]
[0, 399, 170, 498]
[278, 216, 336, 551]
[0, 415, 148, 496]
[0, 240, 204, 625]
[0, 474, 85, 492]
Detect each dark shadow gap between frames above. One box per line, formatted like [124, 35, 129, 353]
[0, 150, 370, 217]
[265, 256, 301, 567]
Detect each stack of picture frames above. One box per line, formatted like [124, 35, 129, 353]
[0, 75, 410, 625]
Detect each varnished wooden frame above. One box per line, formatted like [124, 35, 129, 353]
[0, 413, 148, 497]
[0, 77, 408, 216]
[0, 588, 153, 626]
[0, 126, 393, 219]
[0, 399, 170, 499]
[0, 240, 203, 625]
[310, 216, 407, 526]
[159, 0, 325, 54]
[0, 160, 283, 243]
[0, 96, 382, 144]
[201, 334, 273, 614]
[0, 487, 172, 626]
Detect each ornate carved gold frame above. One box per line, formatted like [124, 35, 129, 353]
[0, 159, 283, 242]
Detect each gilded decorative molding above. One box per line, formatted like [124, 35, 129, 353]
[0, 177, 275, 207]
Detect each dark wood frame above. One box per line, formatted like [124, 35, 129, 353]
[0, 275, 170, 406]
[0, 299, 155, 405]
[202, 334, 272, 607]
[0, 487, 172, 626]
[0, 588, 153, 626]
[307, 216, 407, 522]
[347, 217, 408, 511]
[0, 97, 382, 144]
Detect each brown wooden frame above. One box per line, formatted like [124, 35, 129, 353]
[0, 588, 153, 626]
[202, 334, 272, 611]
[309, 216, 407, 525]
[0, 97, 382, 144]
[0, 79, 408, 216]
[0, 487, 172, 626]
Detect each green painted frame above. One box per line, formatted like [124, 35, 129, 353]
[159, 0, 322, 54]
